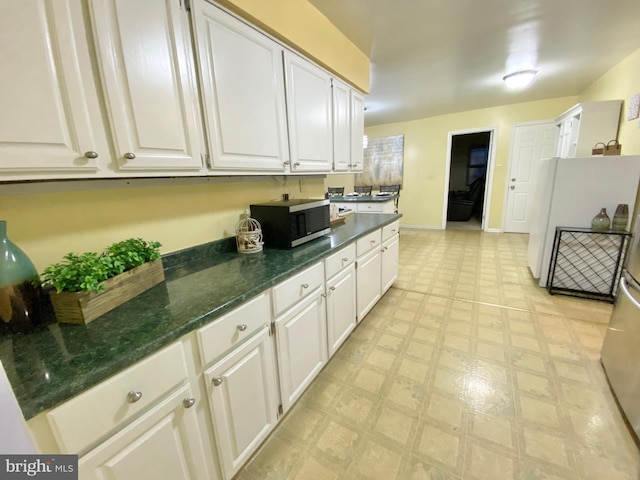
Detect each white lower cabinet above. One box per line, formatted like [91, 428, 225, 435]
[27, 222, 400, 480]
[275, 289, 328, 412]
[356, 247, 382, 321]
[204, 326, 279, 480]
[356, 228, 383, 322]
[79, 384, 210, 480]
[381, 234, 400, 294]
[326, 264, 357, 357]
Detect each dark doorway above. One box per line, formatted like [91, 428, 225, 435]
[446, 132, 491, 230]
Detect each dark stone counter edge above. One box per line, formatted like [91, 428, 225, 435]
[5, 214, 401, 420]
[329, 193, 398, 203]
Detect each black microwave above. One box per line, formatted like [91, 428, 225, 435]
[250, 199, 331, 248]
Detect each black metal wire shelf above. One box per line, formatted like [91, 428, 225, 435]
[547, 227, 631, 303]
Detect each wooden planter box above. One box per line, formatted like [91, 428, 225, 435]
[49, 259, 165, 325]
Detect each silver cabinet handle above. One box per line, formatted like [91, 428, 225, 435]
[283, 161, 291, 166]
[293, 162, 301, 167]
[123, 152, 136, 160]
[330, 286, 336, 291]
[127, 391, 142, 403]
[302, 283, 309, 289]
[212, 377, 224, 386]
[182, 398, 196, 409]
[84, 151, 98, 159]
[321, 293, 327, 298]
[237, 324, 248, 332]
[342, 257, 349, 262]
[510, 185, 515, 190]
[370, 240, 376, 245]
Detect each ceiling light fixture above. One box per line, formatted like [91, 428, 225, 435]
[502, 70, 538, 89]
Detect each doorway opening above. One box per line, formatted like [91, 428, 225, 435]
[444, 129, 494, 231]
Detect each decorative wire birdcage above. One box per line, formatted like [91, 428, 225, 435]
[235, 210, 263, 254]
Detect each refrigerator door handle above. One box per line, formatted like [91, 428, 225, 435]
[620, 276, 640, 310]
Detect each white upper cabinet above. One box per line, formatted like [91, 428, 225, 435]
[350, 90, 365, 172]
[89, 0, 203, 171]
[554, 100, 622, 158]
[284, 51, 333, 173]
[192, 0, 289, 172]
[0, 0, 109, 179]
[332, 79, 351, 172]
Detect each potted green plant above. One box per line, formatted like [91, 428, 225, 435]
[42, 238, 164, 324]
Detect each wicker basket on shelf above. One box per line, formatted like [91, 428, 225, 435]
[235, 210, 263, 254]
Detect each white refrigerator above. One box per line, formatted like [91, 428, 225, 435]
[527, 155, 640, 287]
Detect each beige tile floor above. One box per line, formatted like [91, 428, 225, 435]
[234, 229, 640, 480]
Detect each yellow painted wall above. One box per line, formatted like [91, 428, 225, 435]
[1, 178, 324, 273]
[578, 47, 640, 155]
[220, 0, 370, 92]
[364, 97, 578, 230]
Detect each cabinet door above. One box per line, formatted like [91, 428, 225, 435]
[381, 234, 399, 294]
[192, 1, 289, 172]
[79, 385, 210, 480]
[284, 51, 333, 173]
[332, 79, 351, 172]
[275, 291, 328, 412]
[350, 90, 365, 172]
[89, 0, 203, 171]
[0, 1, 108, 177]
[326, 265, 357, 357]
[205, 326, 279, 480]
[356, 248, 381, 321]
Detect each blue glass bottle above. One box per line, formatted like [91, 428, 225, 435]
[0, 221, 43, 333]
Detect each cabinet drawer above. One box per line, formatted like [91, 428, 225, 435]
[382, 220, 400, 242]
[358, 202, 385, 213]
[325, 243, 356, 280]
[197, 293, 271, 366]
[47, 342, 188, 454]
[356, 229, 382, 257]
[272, 262, 324, 316]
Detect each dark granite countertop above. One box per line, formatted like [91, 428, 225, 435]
[329, 193, 398, 203]
[0, 213, 400, 420]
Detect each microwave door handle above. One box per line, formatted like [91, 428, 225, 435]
[620, 276, 640, 310]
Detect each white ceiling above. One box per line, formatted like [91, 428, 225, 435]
[309, 0, 640, 126]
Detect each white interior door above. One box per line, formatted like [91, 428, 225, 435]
[504, 122, 557, 233]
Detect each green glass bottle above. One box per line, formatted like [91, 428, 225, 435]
[0, 221, 43, 333]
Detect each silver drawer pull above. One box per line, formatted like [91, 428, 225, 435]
[237, 324, 248, 332]
[370, 240, 376, 244]
[302, 283, 309, 289]
[183, 398, 196, 409]
[342, 257, 349, 262]
[321, 293, 327, 298]
[330, 286, 336, 291]
[212, 377, 224, 387]
[293, 162, 301, 167]
[123, 152, 136, 160]
[127, 391, 143, 403]
[84, 151, 98, 159]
